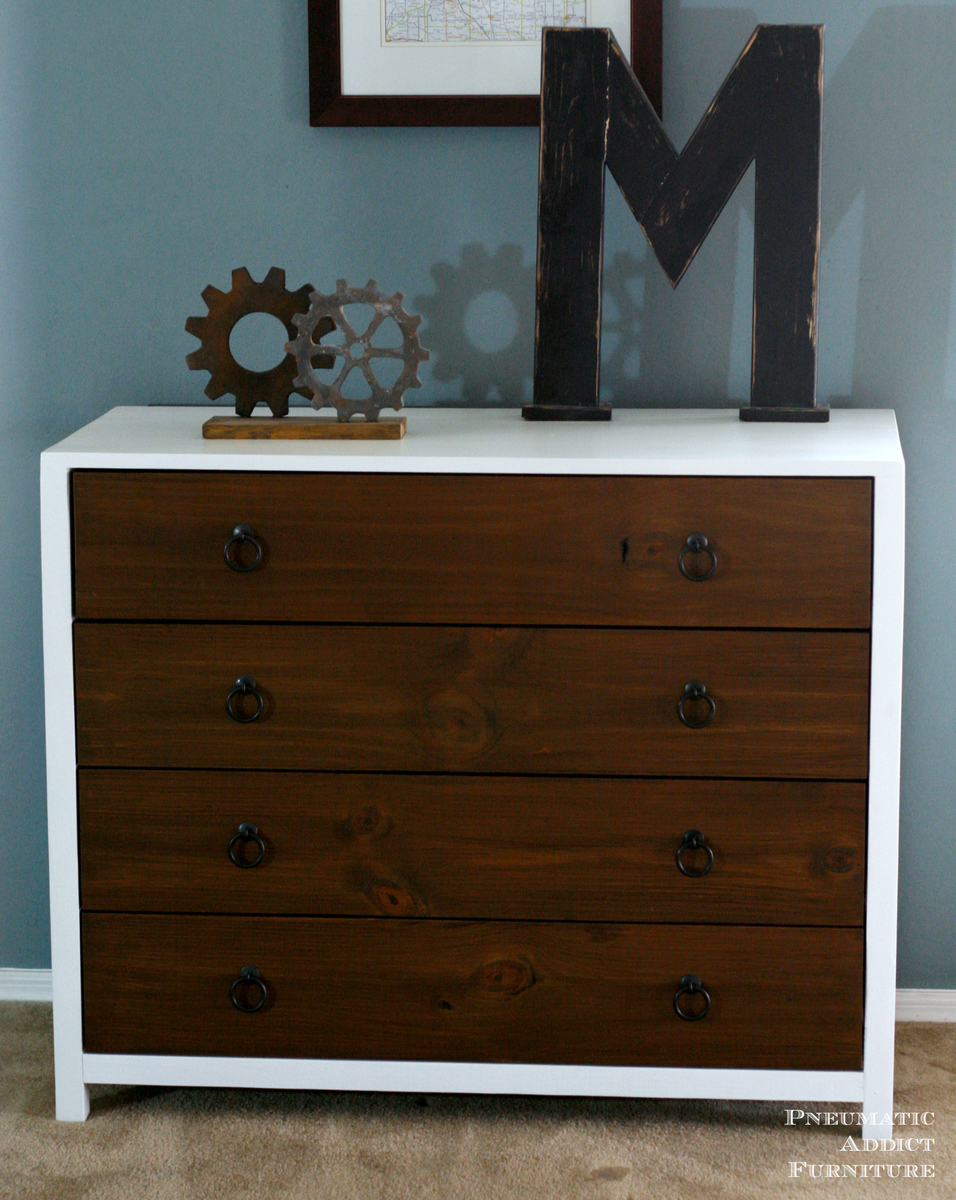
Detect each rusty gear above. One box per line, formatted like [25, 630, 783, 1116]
[287, 278, 429, 422]
[185, 267, 333, 418]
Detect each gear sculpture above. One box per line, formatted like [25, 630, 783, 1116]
[288, 279, 429, 422]
[185, 267, 333, 418]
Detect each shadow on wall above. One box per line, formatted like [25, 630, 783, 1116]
[593, 5, 956, 410]
[600, 5, 758, 407]
[410, 13, 758, 409]
[415, 241, 681, 409]
[412, 10, 759, 408]
[822, 5, 956, 408]
[599, 249, 651, 405]
[412, 8, 956, 412]
[415, 244, 535, 405]
[278, 0, 310, 125]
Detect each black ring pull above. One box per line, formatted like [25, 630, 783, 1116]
[678, 533, 717, 582]
[228, 822, 266, 868]
[230, 965, 268, 1013]
[677, 680, 716, 729]
[226, 676, 264, 723]
[673, 974, 712, 1021]
[223, 524, 263, 573]
[676, 829, 715, 877]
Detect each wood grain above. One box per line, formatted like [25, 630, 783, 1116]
[71, 472, 872, 627]
[81, 915, 864, 1069]
[202, 416, 406, 440]
[73, 625, 871, 777]
[78, 771, 866, 924]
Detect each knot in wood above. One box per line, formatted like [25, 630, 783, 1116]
[424, 687, 497, 756]
[475, 958, 536, 996]
[364, 878, 425, 917]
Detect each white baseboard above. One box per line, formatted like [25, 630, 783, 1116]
[895, 989, 956, 1022]
[0, 972, 953, 1020]
[0, 968, 53, 1001]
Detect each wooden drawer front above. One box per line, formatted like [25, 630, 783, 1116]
[79, 771, 866, 925]
[74, 624, 870, 777]
[81, 915, 864, 1070]
[71, 472, 872, 628]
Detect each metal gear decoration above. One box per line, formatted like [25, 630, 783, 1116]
[185, 267, 333, 418]
[288, 279, 429, 422]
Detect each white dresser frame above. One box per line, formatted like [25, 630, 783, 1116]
[41, 407, 905, 1124]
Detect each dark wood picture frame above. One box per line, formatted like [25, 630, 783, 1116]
[308, 0, 662, 126]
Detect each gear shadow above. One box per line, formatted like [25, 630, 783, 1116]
[599, 250, 648, 407]
[415, 244, 535, 406]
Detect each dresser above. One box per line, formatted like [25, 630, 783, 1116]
[41, 407, 905, 1124]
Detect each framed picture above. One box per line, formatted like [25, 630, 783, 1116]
[308, 0, 662, 126]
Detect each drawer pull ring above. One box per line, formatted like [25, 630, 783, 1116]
[230, 965, 268, 1013]
[677, 680, 716, 728]
[223, 524, 263, 573]
[678, 533, 717, 582]
[673, 974, 711, 1021]
[228, 822, 266, 868]
[226, 676, 264, 723]
[676, 829, 715, 877]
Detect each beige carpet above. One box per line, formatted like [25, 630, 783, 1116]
[1, 1003, 953, 1199]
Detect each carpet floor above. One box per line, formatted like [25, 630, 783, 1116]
[1, 1003, 953, 1199]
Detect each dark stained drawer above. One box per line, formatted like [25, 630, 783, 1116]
[71, 472, 873, 628]
[73, 625, 871, 777]
[79, 771, 866, 925]
[81, 915, 864, 1070]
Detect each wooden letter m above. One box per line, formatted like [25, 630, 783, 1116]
[524, 26, 826, 422]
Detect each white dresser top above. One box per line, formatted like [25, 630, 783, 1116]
[42, 406, 904, 477]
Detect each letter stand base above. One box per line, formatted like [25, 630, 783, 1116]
[522, 404, 612, 421]
[740, 404, 829, 423]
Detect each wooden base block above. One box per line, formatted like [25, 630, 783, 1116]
[202, 415, 407, 440]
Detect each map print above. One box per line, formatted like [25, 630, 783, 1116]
[383, 1, 589, 44]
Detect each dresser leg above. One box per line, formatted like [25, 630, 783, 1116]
[54, 1067, 90, 1122]
[862, 1078, 896, 1142]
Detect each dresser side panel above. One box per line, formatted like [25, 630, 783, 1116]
[40, 456, 88, 1120]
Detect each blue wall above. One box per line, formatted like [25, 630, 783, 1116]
[1, 1, 954, 984]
